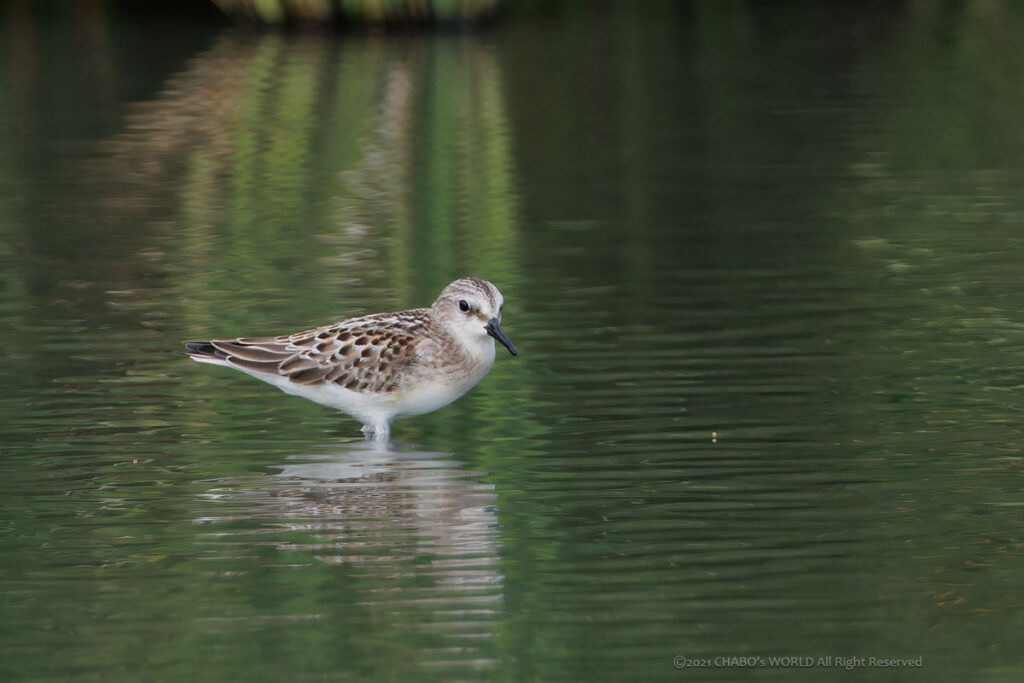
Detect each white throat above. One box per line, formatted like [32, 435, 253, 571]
[453, 326, 496, 367]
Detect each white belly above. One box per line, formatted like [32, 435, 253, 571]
[195, 335, 496, 430]
[252, 363, 487, 426]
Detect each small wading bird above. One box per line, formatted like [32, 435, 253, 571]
[185, 278, 517, 440]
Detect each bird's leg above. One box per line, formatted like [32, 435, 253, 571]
[361, 422, 390, 441]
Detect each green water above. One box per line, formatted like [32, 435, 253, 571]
[3, 2, 1024, 680]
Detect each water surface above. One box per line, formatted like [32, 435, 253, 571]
[2, 3, 1024, 680]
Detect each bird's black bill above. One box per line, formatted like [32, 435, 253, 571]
[485, 318, 518, 356]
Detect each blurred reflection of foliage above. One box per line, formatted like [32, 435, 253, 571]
[211, 0, 499, 25]
[842, 1, 1024, 291]
[64, 33, 521, 334]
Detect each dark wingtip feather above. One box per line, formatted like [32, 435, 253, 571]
[185, 340, 219, 356]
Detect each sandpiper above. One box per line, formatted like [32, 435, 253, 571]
[184, 278, 516, 439]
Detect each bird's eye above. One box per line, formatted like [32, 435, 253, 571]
[459, 300, 470, 312]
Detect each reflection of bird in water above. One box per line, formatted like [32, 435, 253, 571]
[185, 278, 517, 440]
[197, 441, 501, 593]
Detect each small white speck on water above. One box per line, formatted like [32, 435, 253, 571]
[712, 431, 717, 443]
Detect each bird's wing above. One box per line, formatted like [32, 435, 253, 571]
[196, 310, 431, 393]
